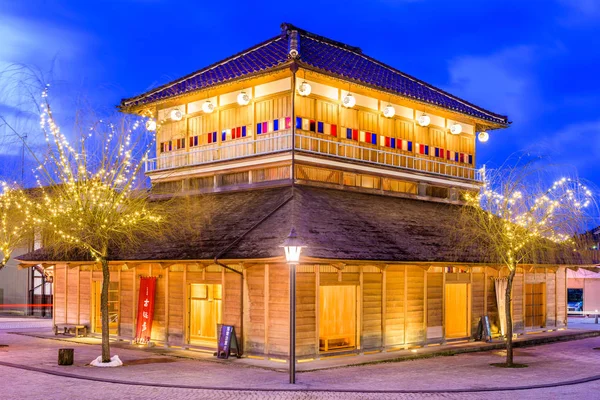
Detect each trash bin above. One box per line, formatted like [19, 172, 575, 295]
[58, 348, 74, 365]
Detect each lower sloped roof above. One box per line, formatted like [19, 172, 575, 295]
[19, 185, 592, 265]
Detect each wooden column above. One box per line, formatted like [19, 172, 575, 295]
[403, 265, 408, 348]
[132, 266, 136, 339]
[484, 267, 488, 316]
[359, 266, 364, 352]
[264, 264, 270, 354]
[423, 268, 427, 345]
[555, 269, 558, 328]
[164, 266, 169, 347]
[382, 267, 387, 349]
[64, 264, 68, 324]
[315, 265, 320, 357]
[117, 268, 121, 337]
[77, 266, 81, 325]
[242, 267, 249, 352]
[442, 266, 446, 342]
[182, 264, 188, 347]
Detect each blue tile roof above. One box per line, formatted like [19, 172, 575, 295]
[121, 24, 508, 126]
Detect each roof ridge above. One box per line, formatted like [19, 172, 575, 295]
[120, 34, 286, 107]
[281, 22, 362, 54]
[298, 33, 508, 123]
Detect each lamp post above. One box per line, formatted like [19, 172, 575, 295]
[281, 227, 305, 384]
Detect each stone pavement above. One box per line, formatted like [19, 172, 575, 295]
[2, 322, 600, 399]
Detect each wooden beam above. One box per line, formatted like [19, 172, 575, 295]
[132, 266, 137, 339]
[76, 266, 81, 325]
[442, 265, 446, 342]
[65, 264, 68, 324]
[484, 267, 488, 317]
[359, 266, 364, 353]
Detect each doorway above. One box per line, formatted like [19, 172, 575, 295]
[318, 285, 357, 352]
[445, 283, 470, 339]
[92, 281, 119, 335]
[188, 283, 222, 346]
[525, 283, 546, 328]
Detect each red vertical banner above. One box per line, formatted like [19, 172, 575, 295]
[134, 276, 157, 344]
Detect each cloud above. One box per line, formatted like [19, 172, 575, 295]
[557, 0, 600, 25]
[536, 120, 600, 176]
[444, 46, 540, 126]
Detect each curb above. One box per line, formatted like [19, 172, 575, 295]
[1, 358, 600, 394]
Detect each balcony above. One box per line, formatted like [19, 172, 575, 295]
[146, 130, 481, 182]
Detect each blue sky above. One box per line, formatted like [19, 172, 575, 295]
[1, 0, 599, 186]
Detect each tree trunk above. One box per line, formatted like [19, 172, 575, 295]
[505, 267, 516, 366]
[100, 257, 111, 363]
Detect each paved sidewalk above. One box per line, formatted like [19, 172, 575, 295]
[3, 326, 600, 393]
[0, 317, 53, 330]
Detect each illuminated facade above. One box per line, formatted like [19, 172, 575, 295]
[19, 24, 574, 360]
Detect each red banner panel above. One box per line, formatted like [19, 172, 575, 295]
[134, 276, 157, 344]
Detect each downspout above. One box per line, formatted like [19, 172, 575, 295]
[213, 193, 294, 356]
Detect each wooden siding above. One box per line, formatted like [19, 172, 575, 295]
[49, 263, 569, 359]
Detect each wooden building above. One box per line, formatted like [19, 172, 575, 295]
[17, 23, 579, 360]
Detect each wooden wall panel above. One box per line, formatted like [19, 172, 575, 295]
[316, 100, 338, 124]
[119, 270, 134, 338]
[546, 270, 556, 327]
[362, 272, 382, 350]
[223, 271, 242, 344]
[54, 264, 66, 324]
[513, 272, 524, 331]
[268, 264, 289, 356]
[79, 270, 91, 326]
[151, 272, 166, 342]
[485, 269, 500, 333]
[167, 271, 184, 345]
[385, 267, 405, 346]
[406, 267, 425, 344]
[471, 272, 485, 334]
[296, 272, 316, 357]
[245, 266, 265, 354]
[556, 267, 566, 327]
[67, 267, 79, 324]
[426, 272, 442, 328]
[295, 96, 315, 119]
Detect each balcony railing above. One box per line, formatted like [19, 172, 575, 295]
[146, 130, 481, 182]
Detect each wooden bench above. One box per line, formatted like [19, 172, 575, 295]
[319, 335, 354, 352]
[54, 324, 88, 337]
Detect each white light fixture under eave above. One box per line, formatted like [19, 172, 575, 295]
[297, 81, 311, 96]
[450, 123, 463, 135]
[478, 131, 489, 143]
[170, 109, 183, 121]
[202, 100, 215, 113]
[417, 114, 431, 127]
[145, 119, 156, 131]
[383, 104, 395, 118]
[237, 91, 250, 106]
[342, 93, 356, 108]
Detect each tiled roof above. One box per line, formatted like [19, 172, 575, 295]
[17, 185, 585, 265]
[121, 23, 508, 125]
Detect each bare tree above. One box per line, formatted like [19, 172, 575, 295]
[31, 87, 164, 364]
[458, 158, 595, 367]
[0, 183, 33, 269]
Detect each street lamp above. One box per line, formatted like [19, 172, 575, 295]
[281, 227, 305, 384]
